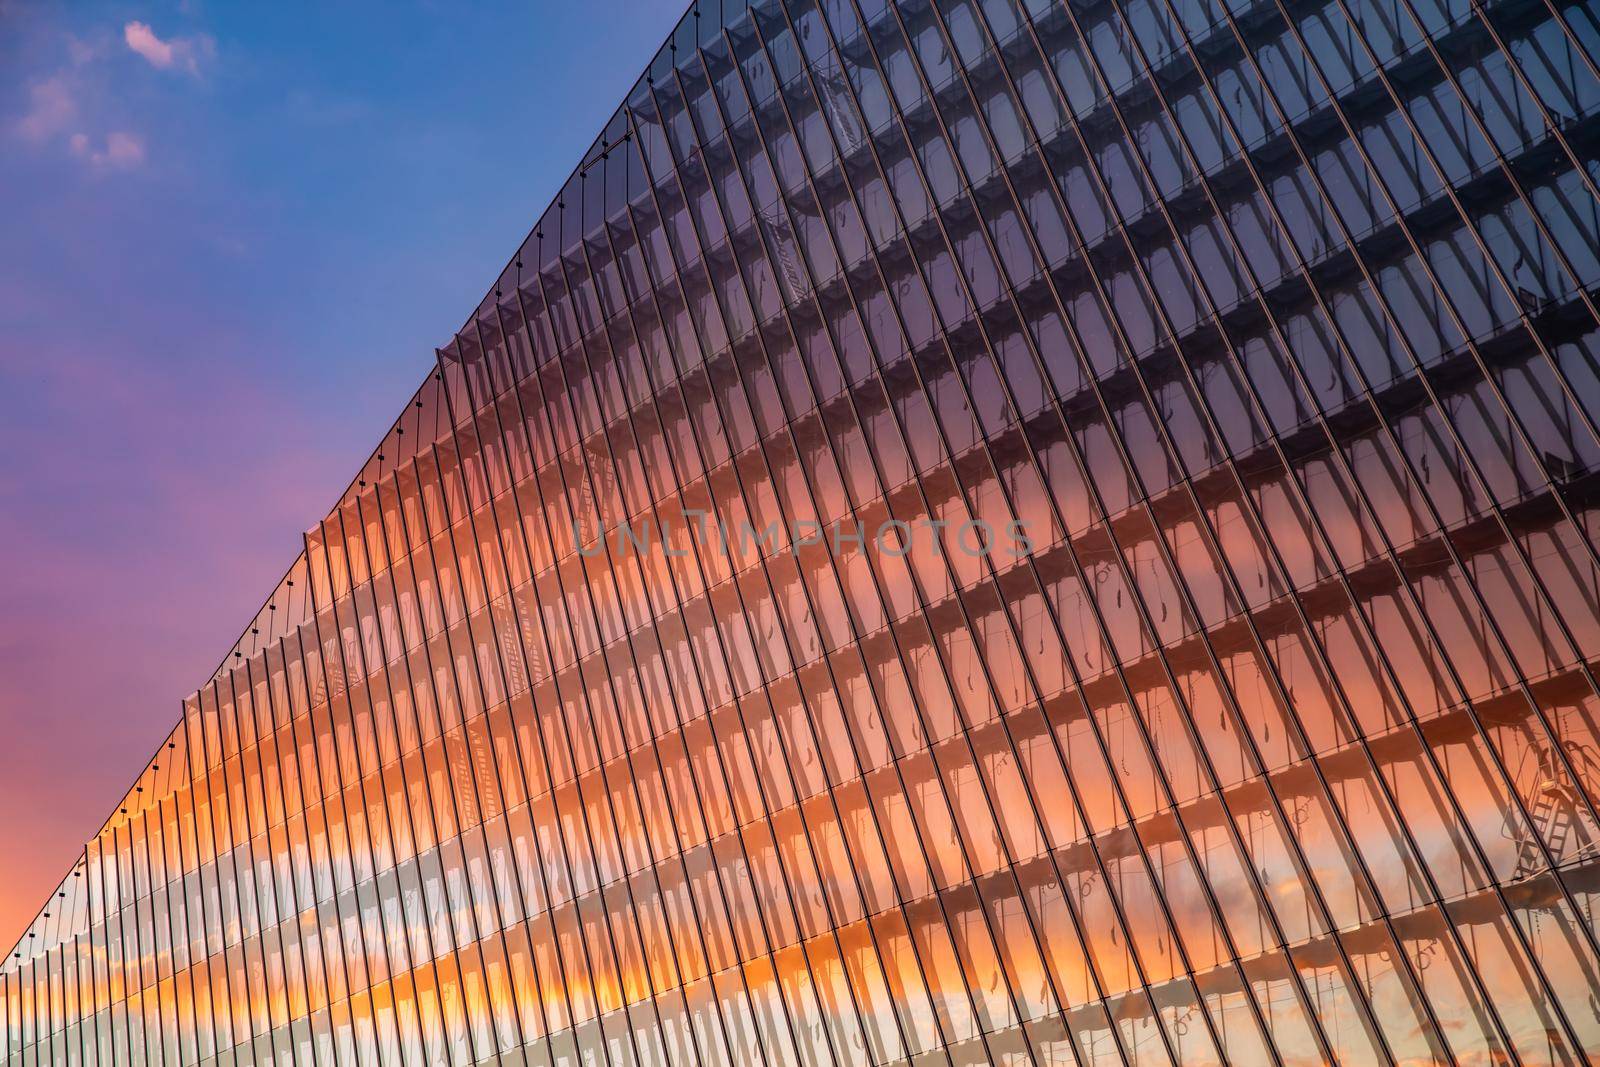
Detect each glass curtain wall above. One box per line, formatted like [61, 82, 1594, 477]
[7, 0, 1600, 1062]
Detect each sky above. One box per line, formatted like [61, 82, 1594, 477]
[0, 0, 685, 954]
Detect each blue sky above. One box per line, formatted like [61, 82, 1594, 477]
[0, 0, 686, 947]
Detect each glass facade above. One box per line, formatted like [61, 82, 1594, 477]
[8, 0, 1600, 1060]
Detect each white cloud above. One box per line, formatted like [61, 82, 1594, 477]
[123, 21, 212, 76]
[69, 130, 146, 171]
[16, 76, 76, 142]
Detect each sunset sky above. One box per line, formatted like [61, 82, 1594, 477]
[0, 0, 683, 953]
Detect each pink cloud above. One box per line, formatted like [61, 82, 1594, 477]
[65, 32, 106, 67]
[16, 76, 75, 142]
[70, 130, 146, 170]
[123, 21, 212, 76]
[104, 131, 145, 167]
[123, 21, 174, 67]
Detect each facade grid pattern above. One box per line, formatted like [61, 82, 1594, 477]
[7, 0, 1600, 1061]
